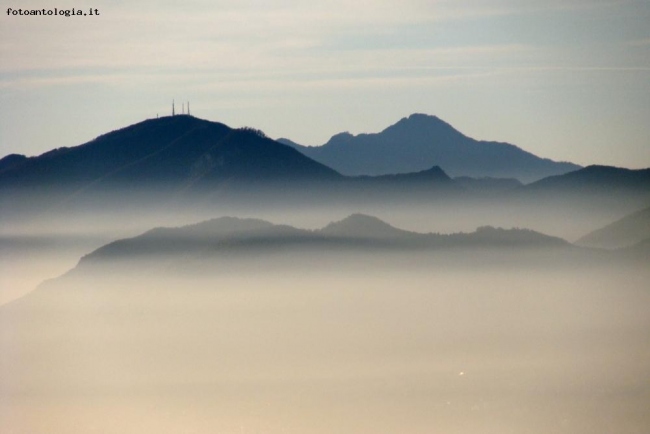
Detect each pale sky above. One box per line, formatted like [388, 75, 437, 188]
[1, 0, 649, 168]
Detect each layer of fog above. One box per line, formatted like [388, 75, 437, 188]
[2, 250, 649, 434]
[2, 196, 644, 305]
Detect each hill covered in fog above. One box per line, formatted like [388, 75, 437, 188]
[76, 214, 570, 268]
[576, 205, 650, 249]
[4, 213, 648, 434]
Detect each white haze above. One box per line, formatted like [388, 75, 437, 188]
[2, 254, 649, 434]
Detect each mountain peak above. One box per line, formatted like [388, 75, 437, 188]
[0, 153, 28, 173]
[320, 214, 412, 238]
[285, 113, 581, 182]
[324, 131, 355, 147]
[405, 113, 448, 125]
[0, 115, 342, 202]
[381, 113, 463, 138]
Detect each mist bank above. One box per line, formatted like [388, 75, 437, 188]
[24, 223, 650, 279]
[2, 252, 649, 434]
[3, 197, 647, 305]
[2, 211, 648, 434]
[3, 181, 649, 241]
[576, 205, 650, 249]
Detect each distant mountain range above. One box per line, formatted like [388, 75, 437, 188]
[1, 114, 648, 216]
[279, 114, 581, 183]
[49, 213, 649, 283]
[78, 214, 570, 268]
[0, 116, 480, 211]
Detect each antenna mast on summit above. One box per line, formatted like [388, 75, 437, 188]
[187, 101, 190, 116]
[172, 100, 175, 116]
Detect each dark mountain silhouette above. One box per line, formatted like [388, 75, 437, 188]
[279, 113, 580, 182]
[520, 166, 650, 210]
[345, 165, 463, 199]
[0, 116, 341, 199]
[356, 165, 452, 184]
[0, 154, 28, 173]
[505, 165, 650, 218]
[3, 115, 645, 219]
[575, 205, 650, 249]
[0, 116, 473, 214]
[524, 165, 650, 193]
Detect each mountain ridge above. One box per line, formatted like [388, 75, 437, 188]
[0, 116, 341, 191]
[280, 113, 581, 182]
[2, 115, 647, 218]
[525, 165, 650, 191]
[77, 213, 570, 269]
